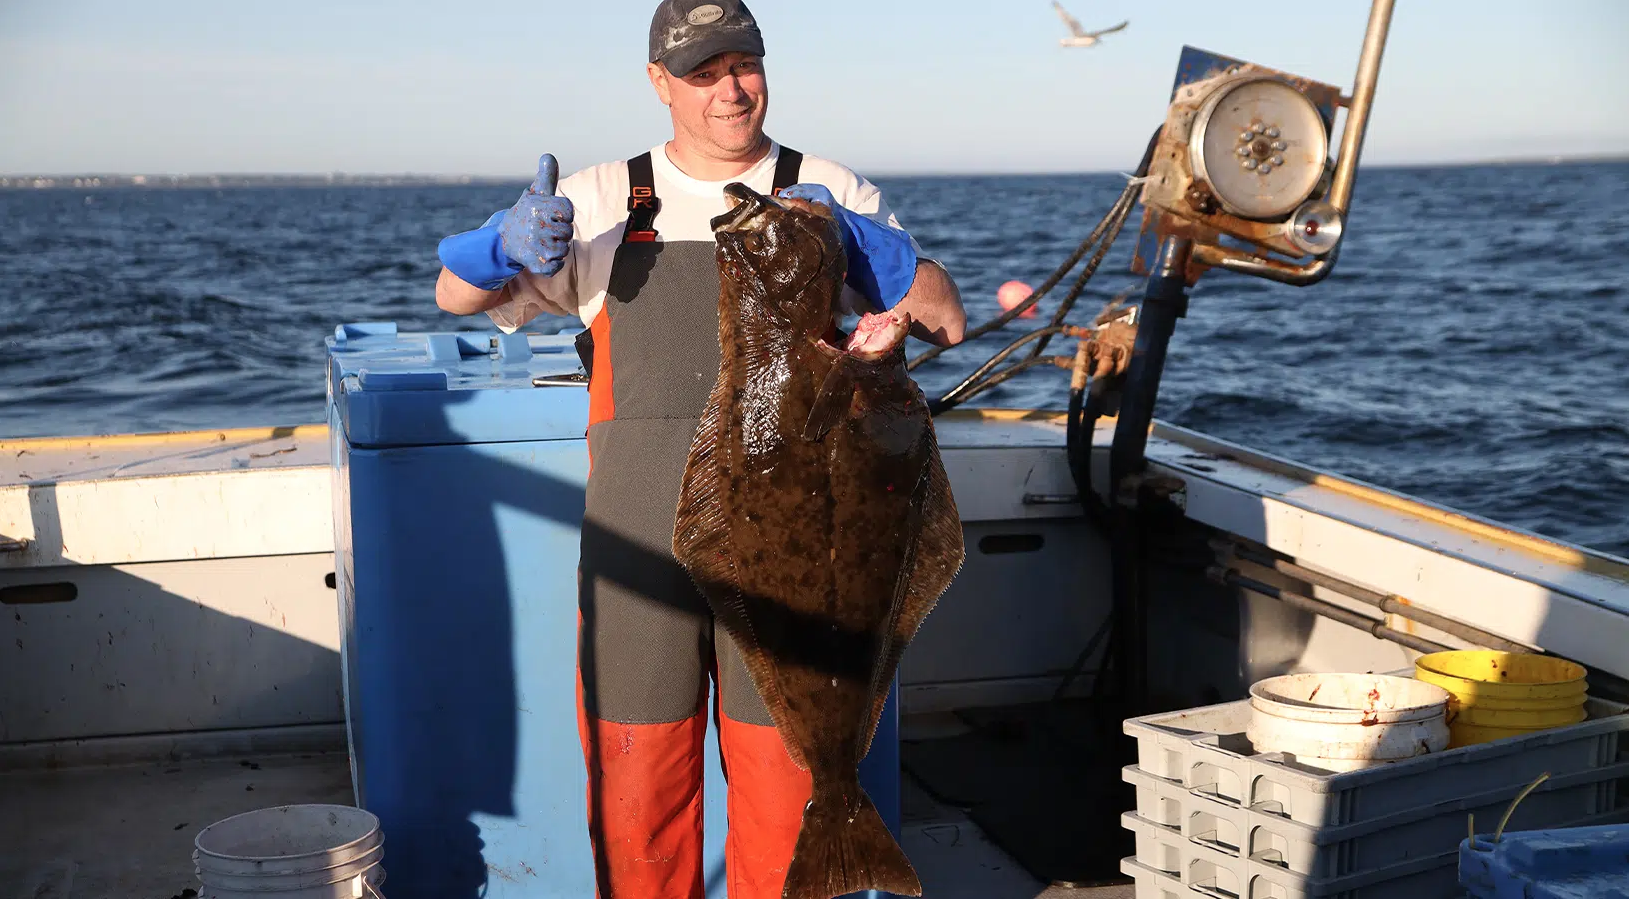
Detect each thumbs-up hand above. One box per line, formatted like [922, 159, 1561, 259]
[499, 154, 576, 277]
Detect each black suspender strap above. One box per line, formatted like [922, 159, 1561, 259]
[622, 152, 660, 243]
[622, 146, 798, 244]
[772, 147, 803, 195]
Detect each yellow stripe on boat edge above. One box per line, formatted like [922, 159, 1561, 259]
[935, 407, 1068, 423]
[0, 424, 328, 452]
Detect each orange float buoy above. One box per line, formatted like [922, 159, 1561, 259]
[997, 280, 1037, 318]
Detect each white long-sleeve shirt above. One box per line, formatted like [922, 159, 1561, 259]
[482, 140, 923, 333]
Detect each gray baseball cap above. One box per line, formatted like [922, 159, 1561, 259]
[648, 0, 766, 77]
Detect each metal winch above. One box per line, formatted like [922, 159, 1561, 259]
[1128, 4, 1392, 286]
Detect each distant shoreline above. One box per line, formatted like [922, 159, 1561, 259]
[3, 155, 1626, 190]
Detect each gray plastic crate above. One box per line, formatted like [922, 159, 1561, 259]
[1124, 761, 1629, 879]
[1120, 806, 1629, 899]
[1123, 694, 1627, 829]
[1122, 810, 1460, 899]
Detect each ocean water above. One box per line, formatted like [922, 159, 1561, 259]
[2, 162, 1626, 556]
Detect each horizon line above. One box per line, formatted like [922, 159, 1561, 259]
[3, 152, 1626, 186]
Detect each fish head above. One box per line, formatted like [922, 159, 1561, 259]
[712, 182, 846, 334]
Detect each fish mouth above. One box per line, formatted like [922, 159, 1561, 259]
[839, 311, 913, 362]
[711, 182, 784, 234]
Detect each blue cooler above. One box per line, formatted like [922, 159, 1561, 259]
[1460, 824, 1629, 899]
[325, 322, 903, 898]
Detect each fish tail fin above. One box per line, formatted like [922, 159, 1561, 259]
[782, 781, 921, 899]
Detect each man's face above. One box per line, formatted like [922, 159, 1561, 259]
[649, 52, 769, 159]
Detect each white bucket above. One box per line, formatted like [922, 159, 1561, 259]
[193, 804, 385, 898]
[1246, 673, 1452, 772]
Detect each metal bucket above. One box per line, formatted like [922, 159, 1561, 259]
[193, 804, 385, 898]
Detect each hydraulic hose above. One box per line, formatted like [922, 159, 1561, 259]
[1104, 237, 1193, 716]
[1066, 371, 1115, 531]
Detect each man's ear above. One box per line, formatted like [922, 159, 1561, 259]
[647, 62, 673, 107]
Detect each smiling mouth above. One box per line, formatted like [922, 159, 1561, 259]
[714, 108, 752, 123]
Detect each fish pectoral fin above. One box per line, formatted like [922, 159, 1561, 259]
[804, 358, 855, 442]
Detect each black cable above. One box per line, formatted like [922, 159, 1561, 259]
[1066, 373, 1115, 531]
[928, 354, 1068, 415]
[920, 143, 1151, 418]
[930, 324, 1069, 411]
[908, 125, 1161, 375]
[1053, 613, 1114, 701]
[1028, 191, 1138, 361]
[907, 221, 1112, 373]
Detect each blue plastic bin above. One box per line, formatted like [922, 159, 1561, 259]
[326, 322, 903, 898]
[1460, 824, 1629, 899]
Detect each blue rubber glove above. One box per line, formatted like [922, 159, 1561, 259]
[777, 183, 918, 311]
[438, 154, 575, 291]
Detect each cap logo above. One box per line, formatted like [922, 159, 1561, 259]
[687, 4, 724, 25]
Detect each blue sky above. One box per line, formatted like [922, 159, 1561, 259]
[2, 0, 1626, 176]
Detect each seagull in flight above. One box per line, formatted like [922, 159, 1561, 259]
[1052, 1, 1128, 48]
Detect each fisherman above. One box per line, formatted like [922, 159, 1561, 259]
[432, 1, 966, 896]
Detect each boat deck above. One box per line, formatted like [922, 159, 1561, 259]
[0, 736, 1131, 899]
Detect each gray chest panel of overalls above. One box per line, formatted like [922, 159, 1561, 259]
[603, 240, 725, 424]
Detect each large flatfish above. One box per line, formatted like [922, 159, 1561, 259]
[673, 183, 965, 899]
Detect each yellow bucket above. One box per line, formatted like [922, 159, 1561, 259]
[1448, 720, 1583, 747]
[1414, 651, 1588, 747]
[1454, 703, 1587, 729]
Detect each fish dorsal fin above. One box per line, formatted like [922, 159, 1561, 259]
[804, 356, 855, 442]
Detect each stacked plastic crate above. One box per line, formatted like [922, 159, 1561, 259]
[1118, 694, 1629, 899]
